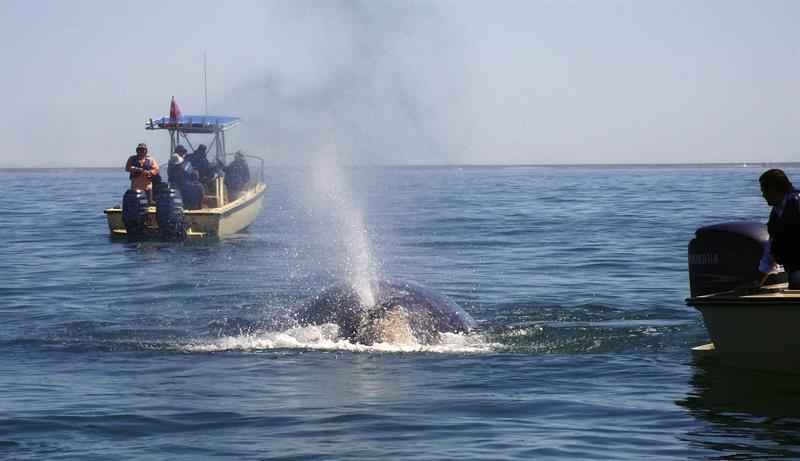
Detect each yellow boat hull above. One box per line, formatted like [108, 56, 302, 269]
[687, 289, 800, 374]
[105, 182, 267, 239]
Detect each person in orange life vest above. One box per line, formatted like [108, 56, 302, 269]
[125, 143, 160, 198]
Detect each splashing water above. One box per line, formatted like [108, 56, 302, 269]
[182, 325, 496, 354]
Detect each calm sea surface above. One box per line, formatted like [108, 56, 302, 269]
[2, 165, 800, 459]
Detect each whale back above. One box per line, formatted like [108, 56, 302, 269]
[372, 280, 476, 339]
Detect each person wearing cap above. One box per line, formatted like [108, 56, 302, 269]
[125, 143, 160, 197]
[166, 145, 205, 210]
[167, 150, 192, 190]
[224, 151, 251, 199]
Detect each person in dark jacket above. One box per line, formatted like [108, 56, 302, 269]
[754, 169, 800, 289]
[184, 144, 213, 189]
[224, 151, 251, 199]
[166, 145, 205, 209]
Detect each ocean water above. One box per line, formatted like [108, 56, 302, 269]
[1, 165, 799, 459]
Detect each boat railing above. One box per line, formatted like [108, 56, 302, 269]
[242, 154, 265, 184]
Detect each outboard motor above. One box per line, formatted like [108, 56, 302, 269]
[121, 189, 149, 240]
[154, 183, 186, 240]
[180, 181, 204, 210]
[688, 221, 787, 296]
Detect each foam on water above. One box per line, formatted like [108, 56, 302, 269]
[182, 325, 497, 354]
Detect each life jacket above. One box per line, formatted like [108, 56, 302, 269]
[768, 189, 800, 268]
[128, 155, 153, 179]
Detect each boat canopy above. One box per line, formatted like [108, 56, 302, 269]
[146, 115, 243, 165]
[146, 115, 242, 134]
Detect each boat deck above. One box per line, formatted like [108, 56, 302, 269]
[687, 287, 800, 306]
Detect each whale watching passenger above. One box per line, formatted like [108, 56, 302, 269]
[167, 147, 192, 190]
[745, 169, 800, 290]
[167, 146, 204, 210]
[224, 151, 251, 199]
[184, 144, 214, 190]
[125, 142, 159, 203]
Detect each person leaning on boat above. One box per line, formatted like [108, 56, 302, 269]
[745, 169, 800, 290]
[125, 143, 159, 202]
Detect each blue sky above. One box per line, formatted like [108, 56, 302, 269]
[1, 1, 798, 167]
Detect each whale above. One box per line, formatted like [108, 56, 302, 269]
[290, 280, 476, 345]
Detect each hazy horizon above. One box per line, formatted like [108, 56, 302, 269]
[1, 1, 798, 168]
[4, 161, 800, 172]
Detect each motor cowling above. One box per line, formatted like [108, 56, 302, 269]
[688, 221, 787, 296]
[122, 189, 149, 239]
[154, 183, 186, 240]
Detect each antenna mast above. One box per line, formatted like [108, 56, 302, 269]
[204, 52, 208, 119]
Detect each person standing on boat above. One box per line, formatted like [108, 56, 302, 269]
[167, 146, 193, 189]
[224, 151, 251, 199]
[754, 169, 800, 289]
[184, 144, 213, 190]
[125, 143, 160, 200]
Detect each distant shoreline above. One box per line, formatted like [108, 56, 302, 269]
[1, 162, 798, 173]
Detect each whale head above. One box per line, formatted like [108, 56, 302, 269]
[292, 280, 476, 345]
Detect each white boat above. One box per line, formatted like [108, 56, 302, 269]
[105, 114, 267, 240]
[686, 288, 800, 374]
[686, 221, 798, 374]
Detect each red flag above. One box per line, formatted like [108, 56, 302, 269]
[170, 96, 182, 122]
